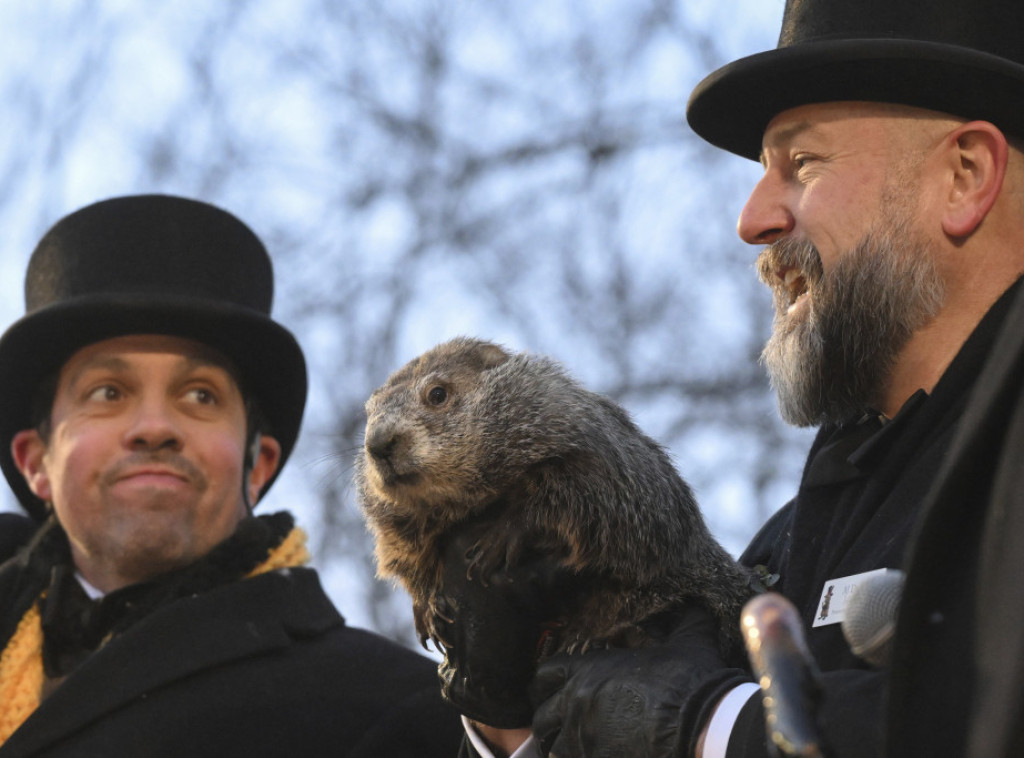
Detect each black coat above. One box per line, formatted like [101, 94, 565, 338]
[887, 276, 1024, 757]
[0, 565, 463, 757]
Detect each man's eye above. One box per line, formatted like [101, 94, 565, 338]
[185, 388, 217, 405]
[793, 154, 816, 169]
[87, 385, 121, 402]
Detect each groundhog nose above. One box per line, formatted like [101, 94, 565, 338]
[366, 427, 398, 462]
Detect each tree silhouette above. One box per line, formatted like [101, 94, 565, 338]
[0, 0, 812, 646]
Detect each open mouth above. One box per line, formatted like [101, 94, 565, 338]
[781, 267, 809, 312]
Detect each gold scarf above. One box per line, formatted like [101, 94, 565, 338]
[0, 526, 310, 744]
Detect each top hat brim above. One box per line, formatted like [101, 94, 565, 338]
[687, 38, 1024, 161]
[0, 295, 307, 519]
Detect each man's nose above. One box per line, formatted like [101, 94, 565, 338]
[737, 172, 794, 245]
[124, 398, 183, 451]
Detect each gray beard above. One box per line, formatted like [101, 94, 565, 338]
[758, 217, 946, 427]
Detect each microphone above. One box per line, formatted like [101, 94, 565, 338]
[742, 593, 826, 758]
[841, 569, 904, 668]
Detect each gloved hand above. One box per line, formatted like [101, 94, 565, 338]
[431, 517, 582, 729]
[530, 605, 752, 758]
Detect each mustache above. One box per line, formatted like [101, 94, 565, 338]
[755, 237, 824, 288]
[101, 452, 207, 489]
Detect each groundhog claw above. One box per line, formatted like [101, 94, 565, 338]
[464, 521, 531, 584]
[435, 597, 455, 625]
[415, 593, 459, 653]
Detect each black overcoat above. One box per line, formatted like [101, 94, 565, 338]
[0, 564, 463, 757]
[887, 276, 1024, 757]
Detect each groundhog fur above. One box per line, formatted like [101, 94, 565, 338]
[355, 337, 755, 657]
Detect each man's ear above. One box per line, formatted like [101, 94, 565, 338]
[11, 429, 52, 502]
[941, 120, 1009, 238]
[246, 435, 282, 506]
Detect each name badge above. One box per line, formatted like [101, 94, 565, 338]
[812, 568, 890, 627]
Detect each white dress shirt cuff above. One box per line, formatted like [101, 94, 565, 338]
[702, 682, 761, 758]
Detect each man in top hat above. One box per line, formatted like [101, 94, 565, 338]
[0, 194, 464, 756]
[456, 0, 1024, 756]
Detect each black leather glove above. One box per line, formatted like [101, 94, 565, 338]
[431, 518, 581, 729]
[530, 605, 752, 758]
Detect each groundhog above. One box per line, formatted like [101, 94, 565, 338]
[355, 337, 755, 659]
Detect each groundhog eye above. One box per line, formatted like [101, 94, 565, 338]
[427, 386, 448, 405]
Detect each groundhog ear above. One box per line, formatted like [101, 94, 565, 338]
[478, 342, 511, 370]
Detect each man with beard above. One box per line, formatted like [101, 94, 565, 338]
[455, 1, 1024, 756]
[0, 195, 464, 756]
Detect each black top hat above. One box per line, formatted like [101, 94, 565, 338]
[687, 0, 1024, 160]
[0, 194, 308, 519]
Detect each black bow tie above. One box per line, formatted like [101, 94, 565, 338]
[39, 564, 152, 678]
